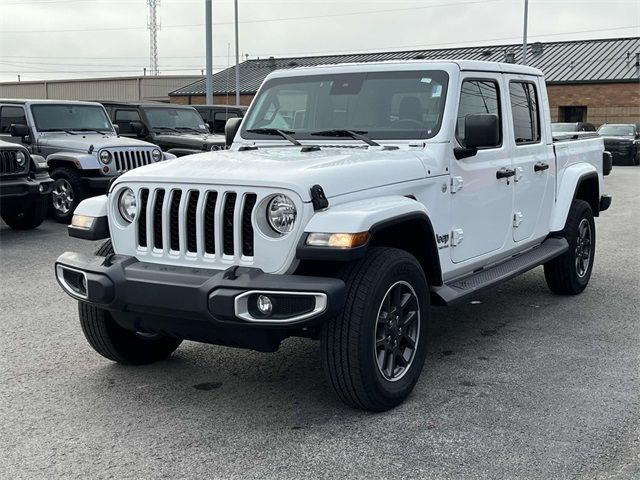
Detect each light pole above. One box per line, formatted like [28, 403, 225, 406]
[234, 0, 240, 106]
[522, 0, 529, 65]
[205, 0, 213, 104]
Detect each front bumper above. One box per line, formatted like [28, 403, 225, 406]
[0, 175, 53, 200]
[55, 252, 345, 346]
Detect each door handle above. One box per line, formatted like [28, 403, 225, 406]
[534, 162, 549, 172]
[496, 168, 516, 179]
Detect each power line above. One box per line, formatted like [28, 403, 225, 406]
[0, 0, 504, 33]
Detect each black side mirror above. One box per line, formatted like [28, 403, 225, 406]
[129, 121, 146, 137]
[454, 114, 500, 160]
[225, 117, 242, 147]
[464, 114, 500, 148]
[9, 123, 29, 138]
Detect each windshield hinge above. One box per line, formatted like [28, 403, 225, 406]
[310, 184, 329, 211]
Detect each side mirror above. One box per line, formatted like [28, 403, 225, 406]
[9, 123, 29, 138]
[464, 114, 500, 148]
[225, 117, 242, 147]
[129, 121, 146, 136]
[113, 124, 120, 135]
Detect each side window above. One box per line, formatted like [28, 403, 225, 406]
[212, 111, 240, 133]
[195, 109, 209, 121]
[509, 82, 541, 144]
[114, 109, 141, 134]
[0, 106, 27, 134]
[456, 80, 501, 146]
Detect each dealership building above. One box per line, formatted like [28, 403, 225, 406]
[169, 36, 640, 126]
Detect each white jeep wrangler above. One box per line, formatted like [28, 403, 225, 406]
[55, 60, 612, 411]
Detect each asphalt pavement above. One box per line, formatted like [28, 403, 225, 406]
[1, 167, 638, 479]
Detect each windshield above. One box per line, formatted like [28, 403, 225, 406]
[552, 123, 578, 132]
[241, 70, 449, 141]
[144, 107, 208, 133]
[598, 124, 635, 136]
[31, 104, 113, 132]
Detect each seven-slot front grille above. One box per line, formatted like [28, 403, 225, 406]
[0, 150, 22, 174]
[111, 149, 154, 173]
[137, 187, 257, 260]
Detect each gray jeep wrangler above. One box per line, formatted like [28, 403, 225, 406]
[0, 99, 174, 223]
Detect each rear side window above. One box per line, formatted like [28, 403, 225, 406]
[114, 109, 141, 134]
[456, 80, 501, 146]
[0, 106, 27, 133]
[509, 82, 541, 144]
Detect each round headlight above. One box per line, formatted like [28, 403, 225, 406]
[151, 148, 162, 161]
[99, 150, 112, 164]
[118, 188, 137, 223]
[16, 151, 26, 167]
[267, 194, 297, 234]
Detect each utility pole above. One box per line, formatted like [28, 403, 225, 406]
[205, 0, 213, 104]
[522, 0, 529, 65]
[234, 0, 240, 106]
[147, 0, 160, 75]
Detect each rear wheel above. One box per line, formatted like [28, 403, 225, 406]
[544, 199, 596, 295]
[1, 196, 48, 230]
[50, 167, 83, 223]
[78, 239, 182, 365]
[320, 247, 429, 411]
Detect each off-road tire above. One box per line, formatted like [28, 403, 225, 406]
[544, 199, 596, 295]
[78, 239, 182, 365]
[320, 247, 430, 411]
[1, 196, 48, 230]
[50, 166, 84, 224]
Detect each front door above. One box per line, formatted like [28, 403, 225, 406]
[504, 76, 554, 242]
[449, 74, 514, 264]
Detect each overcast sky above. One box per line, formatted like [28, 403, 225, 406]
[0, 0, 638, 82]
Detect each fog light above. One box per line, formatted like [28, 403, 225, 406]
[39, 184, 44, 193]
[257, 295, 273, 315]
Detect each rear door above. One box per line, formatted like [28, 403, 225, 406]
[449, 74, 514, 263]
[504, 76, 555, 242]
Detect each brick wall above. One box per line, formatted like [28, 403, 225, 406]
[170, 94, 255, 106]
[547, 82, 640, 126]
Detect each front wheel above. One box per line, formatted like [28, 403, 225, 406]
[544, 199, 596, 295]
[1, 196, 48, 230]
[321, 247, 430, 411]
[50, 167, 83, 223]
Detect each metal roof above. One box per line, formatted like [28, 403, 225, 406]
[170, 36, 640, 96]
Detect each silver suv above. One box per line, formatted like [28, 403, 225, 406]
[0, 99, 174, 222]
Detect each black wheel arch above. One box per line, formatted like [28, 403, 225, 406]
[573, 171, 600, 218]
[296, 212, 443, 287]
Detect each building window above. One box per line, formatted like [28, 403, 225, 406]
[559, 106, 587, 123]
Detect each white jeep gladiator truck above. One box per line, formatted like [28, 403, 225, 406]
[55, 60, 611, 411]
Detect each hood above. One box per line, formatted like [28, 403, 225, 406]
[153, 132, 226, 149]
[39, 133, 156, 152]
[116, 146, 430, 201]
[601, 135, 635, 143]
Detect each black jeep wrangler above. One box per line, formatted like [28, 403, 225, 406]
[0, 140, 53, 229]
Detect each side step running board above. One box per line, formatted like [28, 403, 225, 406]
[430, 237, 568, 306]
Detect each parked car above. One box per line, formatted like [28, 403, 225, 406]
[56, 60, 611, 411]
[0, 140, 53, 229]
[551, 122, 596, 133]
[193, 105, 247, 134]
[0, 99, 173, 223]
[100, 101, 226, 156]
[597, 123, 640, 166]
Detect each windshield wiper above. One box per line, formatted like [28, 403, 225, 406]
[175, 127, 206, 134]
[74, 128, 108, 135]
[154, 126, 180, 134]
[40, 129, 77, 135]
[246, 128, 301, 146]
[310, 129, 380, 147]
